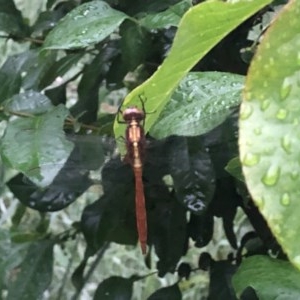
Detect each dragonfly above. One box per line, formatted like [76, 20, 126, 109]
[117, 97, 148, 254]
[1, 104, 239, 255]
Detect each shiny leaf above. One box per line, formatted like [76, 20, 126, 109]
[3, 90, 54, 114]
[1, 105, 74, 187]
[150, 72, 243, 138]
[115, 0, 272, 149]
[43, 1, 128, 50]
[233, 255, 300, 299]
[239, 0, 300, 269]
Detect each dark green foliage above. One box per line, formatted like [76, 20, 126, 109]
[0, 0, 295, 299]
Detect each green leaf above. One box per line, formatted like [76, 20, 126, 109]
[225, 157, 245, 182]
[1, 105, 74, 187]
[43, 1, 128, 50]
[0, 51, 36, 104]
[0, 229, 29, 293]
[93, 276, 133, 300]
[7, 240, 54, 300]
[4, 91, 54, 114]
[140, 0, 192, 30]
[233, 255, 300, 299]
[150, 72, 244, 138]
[238, 0, 300, 269]
[22, 51, 57, 90]
[39, 52, 84, 89]
[120, 20, 151, 71]
[114, 0, 272, 148]
[0, 0, 29, 36]
[148, 283, 182, 300]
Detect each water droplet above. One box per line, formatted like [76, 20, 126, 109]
[255, 196, 264, 208]
[293, 255, 300, 266]
[281, 135, 291, 153]
[280, 193, 290, 206]
[273, 224, 281, 234]
[260, 99, 270, 111]
[269, 57, 275, 66]
[240, 103, 253, 120]
[83, 9, 90, 16]
[262, 165, 280, 186]
[254, 127, 262, 135]
[242, 153, 260, 166]
[280, 78, 292, 100]
[290, 170, 299, 180]
[276, 108, 288, 120]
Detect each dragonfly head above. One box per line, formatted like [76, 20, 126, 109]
[122, 107, 145, 123]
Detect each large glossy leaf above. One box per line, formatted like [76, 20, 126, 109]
[233, 255, 300, 299]
[43, 1, 128, 50]
[1, 105, 74, 187]
[6, 134, 105, 211]
[93, 276, 133, 300]
[114, 0, 272, 147]
[150, 72, 244, 138]
[7, 240, 54, 300]
[239, 0, 300, 268]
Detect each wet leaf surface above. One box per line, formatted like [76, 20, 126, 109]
[239, 0, 300, 269]
[43, 1, 128, 50]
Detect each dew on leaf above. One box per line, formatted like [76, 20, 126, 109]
[241, 153, 260, 166]
[253, 127, 262, 135]
[293, 255, 300, 266]
[240, 103, 253, 120]
[260, 99, 270, 111]
[276, 108, 288, 120]
[269, 57, 275, 66]
[280, 78, 292, 100]
[261, 165, 280, 186]
[281, 135, 292, 153]
[280, 193, 290, 206]
[255, 196, 264, 209]
[272, 224, 281, 235]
